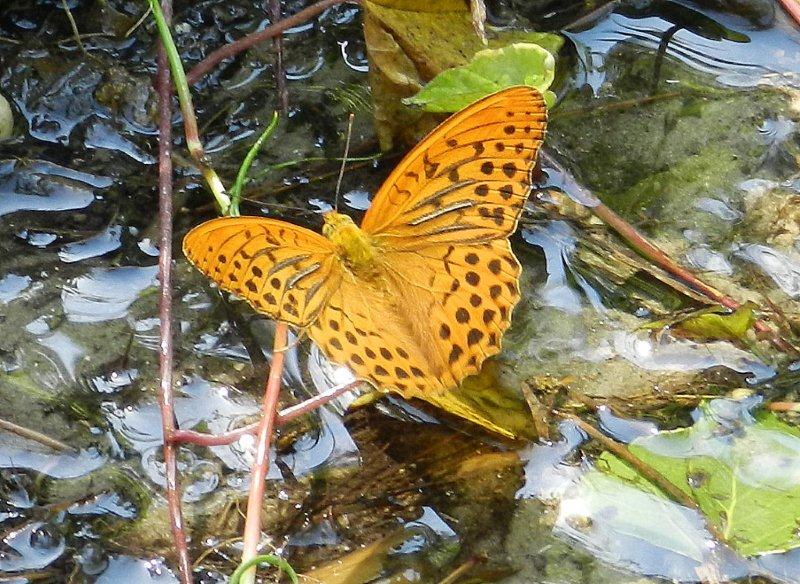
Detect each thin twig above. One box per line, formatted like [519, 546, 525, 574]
[590, 203, 798, 355]
[333, 113, 355, 211]
[186, 0, 356, 85]
[125, 6, 153, 38]
[562, 413, 729, 544]
[154, 0, 192, 580]
[269, 0, 288, 114]
[0, 418, 74, 452]
[549, 91, 683, 120]
[170, 380, 360, 446]
[540, 150, 799, 357]
[239, 323, 289, 584]
[60, 0, 87, 56]
[439, 556, 483, 584]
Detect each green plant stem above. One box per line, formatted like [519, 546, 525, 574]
[254, 153, 380, 178]
[229, 554, 298, 584]
[229, 112, 280, 216]
[148, 0, 231, 215]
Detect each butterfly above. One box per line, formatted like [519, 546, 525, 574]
[184, 86, 547, 412]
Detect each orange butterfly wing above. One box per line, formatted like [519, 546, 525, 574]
[347, 86, 546, 397]
[183, 217, 341, 327]
[183, 86, 547, 414]
[361, 86, 546, 247]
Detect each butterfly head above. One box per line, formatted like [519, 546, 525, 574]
[322, 211, 379, 274]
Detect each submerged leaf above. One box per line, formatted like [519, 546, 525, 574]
[363, 0, 481, 149]
[673, 301, 757, 341]
[594, 403, 800, 556]
[301, 529, 409, 583]
[404, 43, 557, 112]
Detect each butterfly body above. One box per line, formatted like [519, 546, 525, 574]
[322, 211, 383, 278]
[184, 86, 547, 410]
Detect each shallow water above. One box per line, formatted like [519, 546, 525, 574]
[0, 0, 799, 582]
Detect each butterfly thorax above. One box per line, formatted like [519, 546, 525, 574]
[322, 212, 382, 278]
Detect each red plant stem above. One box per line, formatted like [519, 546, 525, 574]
[185, 0, 355, 85]
[591, 203, 798, 355]
[777, 0, 800, 26]
[540, 150, 797, 354]
[240, 322, 289, 584]
[591, 203, 736, 308]
[170, 380, 360, 447]
[154, 1, 192, 581]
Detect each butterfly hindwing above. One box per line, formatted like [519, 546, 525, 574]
[183, 217, 341, 327]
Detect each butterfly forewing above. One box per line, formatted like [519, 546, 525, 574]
[183, 217, 341, 327]
[360, 86, 546, 247]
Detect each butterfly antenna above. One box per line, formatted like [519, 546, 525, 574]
[333, 113, 355, 212]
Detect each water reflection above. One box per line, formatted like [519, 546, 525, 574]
[62, 266, 158, 323]
[566, 6, 800, 94]
[0, 522, 66, 573]
[556, 473, 749, 581]
[95, 556, 178, 584]
[0, 160, 111, 217]
[522, 221, 605, 313]
[0, 444, 104, 479]
[733, 243, 800, 298]
[0, 273, 31, 303]
[588, 331, 775, 383]
[59, 224, 123, 264]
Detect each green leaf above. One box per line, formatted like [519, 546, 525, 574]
[673, 301, 757, 342]
[595, 405, 800, 556]
[493, 31, 564, 58]
[642, 302, 758, 342]
[403, 43, 556, 113]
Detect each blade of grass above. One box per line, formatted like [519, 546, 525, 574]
[229, 112, 280, 216]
